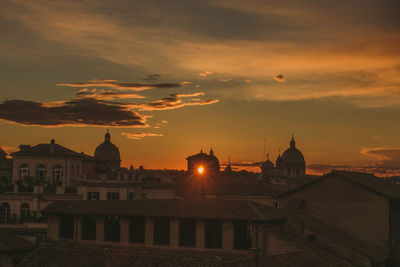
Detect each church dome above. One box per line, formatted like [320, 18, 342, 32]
[281, 137, 305, 169]
[94, 130, 121, 162]
[261, 159, 274, 169]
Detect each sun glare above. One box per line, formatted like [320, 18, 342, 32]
[198, 166, 204, 174]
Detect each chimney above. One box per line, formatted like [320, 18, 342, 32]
[19, 145, 31, 151]
[50, 139, 55, 154]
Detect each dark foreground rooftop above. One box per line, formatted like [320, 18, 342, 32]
[18, 242, 251, 267]
[43, 198, 283, 221]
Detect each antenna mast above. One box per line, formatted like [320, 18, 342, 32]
[263, 137, 266, 161]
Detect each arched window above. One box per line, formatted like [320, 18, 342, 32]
[20, 203, 30, 222]
[36, 165, 47, 180]
[0, 203, 10, 224]
[19, 164, 29, 179]
[53, 165, 64, 185]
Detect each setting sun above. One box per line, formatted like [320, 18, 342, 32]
[198, 166, 204, 174]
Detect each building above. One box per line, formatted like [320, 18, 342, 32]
[94, 130, 121, 174]
[0, 148, 12, 181]
[261, 136, 306, 183]
[18, 197, 392, 266]
[0, 131, 176, 224]
[276, 170, 400, 265]
[10, 139, 94, 187]
[186, 149, 220, 176]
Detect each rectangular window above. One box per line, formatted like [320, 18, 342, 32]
[153, 218, 170, 245]
[205, 220, 222, 248]
[87, 192, 99, 200]
[128, 192, 134, 200]
[81, 215, 96, 240]
[104, 216, 120, 242]
[107, 192, 120, 200]
[59, 215, 74, 239]
[179, 219, 196, 247]
[129, 216, 145, 243]
[234, 221, 251, 250]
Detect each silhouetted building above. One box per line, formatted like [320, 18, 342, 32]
[94, 130, 121, 173]
[186, 149, 220, 176]
[0, 148, 11, 180]
[261, 136, 306, 183]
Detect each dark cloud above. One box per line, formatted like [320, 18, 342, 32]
[307, 162, 400, 177]
[274, 74, 285, 82]
[143, 74, 161, 82]
[0, 98, 148, 127]
[57, 79, 180, 91]
[361, 147, 400, 168]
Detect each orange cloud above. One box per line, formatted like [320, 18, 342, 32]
[121, 132, 163, 140]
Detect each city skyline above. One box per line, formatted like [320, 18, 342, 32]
[1, 1, 400, 175]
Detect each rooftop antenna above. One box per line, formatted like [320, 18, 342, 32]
[263, 137, 266, 161]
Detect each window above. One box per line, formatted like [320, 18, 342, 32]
[205, 220, 222, 248]
[234, 221, 251, 250]
[59, 215, 74, 238]
[53, 165, 64, 185]
[0, 203, 10, 224]
[20, 203, 30, 222]
[129, 216, 145, 243]
[19, 165, 29, 179]
[36, 165, 46, 180]
[128, 192, 134, 200]
[179, 219, 196, 247]
[104, 216, 120, 242]
[87, 192, 100, 200]
[81, 215, 96, 240]
[153, 218, 170, 245]
[107, 192, 120, 200]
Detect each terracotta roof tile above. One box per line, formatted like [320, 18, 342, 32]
[18, 242, 249, 267]
[42, 199, 283, 221]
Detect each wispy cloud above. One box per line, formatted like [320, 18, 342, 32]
[57, 79, 180, 91]
[121, 132, 163, 140]
[169, 92, 205, 98]
[77, 89, 144, 100]
[129, 97, 219, 111]
[143, 74, 161, 82]
[199, 71, 213, 77]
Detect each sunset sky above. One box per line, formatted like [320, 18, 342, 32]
[1, 1, 400, 174]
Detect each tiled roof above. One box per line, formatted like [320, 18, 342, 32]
[0, 230, 35, 252]
[280, 211, 390, 264]
[260, 249, 355, 267]
[177, 176, 288, 197]
[18, 242, 250, 267]
[11, 143, 92, 159]
[0, 147, 7, 157]
[42, 199, 283, 221]
[277, 170, 400, 199]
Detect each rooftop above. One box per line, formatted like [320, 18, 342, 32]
[43, 199, 283, 221]
[18, 242, 250, 267]
[277, 170, 400, 199]
[0, 230, 35, 253]
[11, 141, 93, 159]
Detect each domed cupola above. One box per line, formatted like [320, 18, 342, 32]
[94, 130, 121, 173]
[281, 135, 305, 178]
